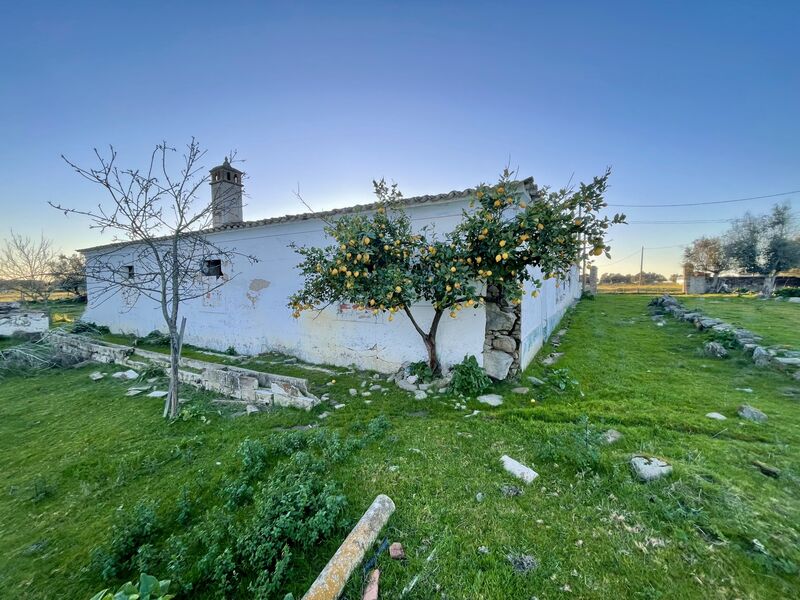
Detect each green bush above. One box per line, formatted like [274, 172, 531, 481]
[448, 355, 491, 396]
[73, 321, 111, 335]
[90, 573, 173, 600]
[408, 360, 434, 382]
[89, 420, 391, 597]
[136, 331, 170, 347]
[776, 287, 800, 298]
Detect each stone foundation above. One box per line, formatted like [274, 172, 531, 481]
[49, 332, 320, 410]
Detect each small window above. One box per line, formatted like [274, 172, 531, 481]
[234, 174, 239, 183]
[202, 259, 223, 278]
[122, 265, 134, 279]
[226, 172, 231, 181]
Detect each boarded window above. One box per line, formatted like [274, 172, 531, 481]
[202, 259, 223, 278]
[122, 265, 134, 279]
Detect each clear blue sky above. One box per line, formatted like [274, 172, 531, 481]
[1, 1, 798, 275]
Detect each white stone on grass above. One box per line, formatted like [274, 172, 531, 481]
[706, 412, 726, 420]
[349, 388, 358, 396]
[89, 372, 105, 381]
[735, 388, 753, 393]
[112, 369, 139, 380]
[630, 456, 672, 482]
[318, 411, 331, 419]
[484, 350, 513, 380]
[413, 390, 428, 400]
[147, 390, 168, 398]
[738, 404, 767, 423]
[528, 376, 545, 386]
[334, 403, 346, 410]
[246, 404, 260, 415]
[125, 389, 145, 397]
[511, 387, 529, 394]
[406, 375, 419, 384]
[500, 454, 539, 484]
[477, 394, 503, 407]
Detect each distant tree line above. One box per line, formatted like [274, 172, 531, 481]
[683, 203, 800, 295]
[0, 230, 86, 302]
[600, 272, 667, 285]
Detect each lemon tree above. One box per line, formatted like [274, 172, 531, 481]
[290, 179, 482, 374]
[290, 171, 623, 375]
[456, 168, 624, 303]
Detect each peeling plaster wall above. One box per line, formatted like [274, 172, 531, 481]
[519, 265, 581, 370]
[82, 198, 486, 373]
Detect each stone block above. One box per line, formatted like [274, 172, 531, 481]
[484, 350, 513, 380]
[492, 335, 517, 353]
[486, 302, 517, 332]
[630, 456, 672, 482]
[500, 454, 539, 484]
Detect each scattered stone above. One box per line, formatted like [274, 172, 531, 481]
[318, 411, 331, 419]
[753, 460, 780, 478]
[418, 383, 432, 391]
[500, 455, 539, 484]
[630, 456, 673, 482]
[112, 369, 139, 380]
[388, 465, 399, 473]
[349, 388, 358, 396]
[602, 429, 623, 444]
[477, 393, 503, 407]
[369, 384, 382, 391]
[752, 346, 771, 367]
[484, 350, 514, 380]
[738, 404, 767, 423]
[775, 357, 800, 367]
[125, 389, 145, 397]
[478, 545, 490, 555]
[147, 390, 168, 398]
[703, 341, 728, 358]
[361, 391, 371, 397]
[389, 542, 405, 560]
[735, 388, 753, 393]
[541, 352, 563, 366]
[89, 371, 105, 381]
[788, 297, 800, 304]
[705, 412, 727, 421]
[511, 387, 530, 394]
[528, 376, 546, 386]
[246, 404, 260, 415]
[396, 378, 418, 392]
[475, 492, 485, 503]
[413, 390, 428, 400]
[334, 403, 346, 410]
[506, 553, 539, 574]
[406, 374, 419, 385]
[501, 484, 524, 497]
[464, 409, 480, 418]
[362, 568, 380, 600]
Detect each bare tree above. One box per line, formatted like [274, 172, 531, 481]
[683, 236, 731, 292]
[52, 139, 254, 418]
[50, 253, 86, 299]
[0, 231, 57, 303]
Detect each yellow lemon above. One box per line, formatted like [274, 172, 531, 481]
[450, 266, 456, 272]
[395, 286, 402, 293]
[499, 240, 506, 247]
[537, 223, 544, 230]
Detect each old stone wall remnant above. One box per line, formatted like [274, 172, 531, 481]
[0, 303, 49, 337]
[483, 285, 521, 380]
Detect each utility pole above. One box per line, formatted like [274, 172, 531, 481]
[637, 246, 644, 294]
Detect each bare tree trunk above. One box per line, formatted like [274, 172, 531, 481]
[403, 306, 444, 375]
[762, 273, 777, 297]
[711, 271, 720, 293]
[163, 316, 186, 419]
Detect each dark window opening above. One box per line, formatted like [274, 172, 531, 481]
[234, 174, 239, 183]
[226, 171, 231, 181]
[202, 259, 223, 278]
[122, 265, 134, 279]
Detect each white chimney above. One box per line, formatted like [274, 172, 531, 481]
[209, 157, 243, 227]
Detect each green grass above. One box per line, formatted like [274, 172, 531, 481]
[1, 295, 799, 599]
[682, 295, 800, 348]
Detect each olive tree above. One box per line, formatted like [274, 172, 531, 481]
[683, 236, 730, 292]
[724, 203, 800, 295]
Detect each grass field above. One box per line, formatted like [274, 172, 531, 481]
[598, 282, 682, 294]
[683, 295, 800, 348]
[1, 295, 799, 599]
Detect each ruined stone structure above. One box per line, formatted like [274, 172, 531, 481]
[79, 162, 580, 379]
[0, 302, 49, 337]
[682, 265, 800, 294]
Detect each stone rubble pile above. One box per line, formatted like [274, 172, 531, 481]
[649, 294, 800, 378]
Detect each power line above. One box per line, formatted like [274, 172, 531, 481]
[607, 189, 799, 208]
[628, 219, 735, 224]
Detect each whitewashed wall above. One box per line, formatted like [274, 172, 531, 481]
[83, 197, 487, 373]
[518, 265, 581, 370]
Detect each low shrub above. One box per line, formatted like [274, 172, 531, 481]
[90, 573, 173, 600]
[408, 360, 434, 383]
[776, 287, 800, 298]
[448, 355, 491, 396]
[91, 501, 161, 580]
[136, 331, 170, 347]
[73, 321, 111, 335]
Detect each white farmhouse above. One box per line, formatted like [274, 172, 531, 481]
[79, 160, 580, 378]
